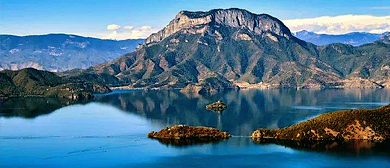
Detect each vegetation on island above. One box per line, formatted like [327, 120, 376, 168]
[206, 100, 227, 112]
[148, 125, 231, 146]
[252, 104, 390, 142]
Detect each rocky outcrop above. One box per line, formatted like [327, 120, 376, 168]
[145, 8, 292, 44]
[180, 84, 203, 94]
[251, 104, 390, 142]
[381, 33, 390, 43]
[206, 100, 227, 112]
[148, 125, 231, 146]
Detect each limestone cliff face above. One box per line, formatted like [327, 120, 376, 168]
[145, 8, 292, 44]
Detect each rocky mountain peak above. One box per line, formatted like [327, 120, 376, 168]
[381, 32, 390, 43]
[145, 8, 292, 44]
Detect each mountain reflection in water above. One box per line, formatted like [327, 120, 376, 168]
[253, 139, 390, 157]
[93, 89, 390, 136]
[0, 97, 86, 118]
[2, 89, 390, 136]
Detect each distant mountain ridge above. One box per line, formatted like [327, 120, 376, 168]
[0, 34, 144, 71]
[294, 30, 388, 46]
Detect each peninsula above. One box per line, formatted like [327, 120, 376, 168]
[251, 104, 390, 142]
[0, 68, 110, 100]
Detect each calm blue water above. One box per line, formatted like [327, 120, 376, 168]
[1, 89, 390, 167]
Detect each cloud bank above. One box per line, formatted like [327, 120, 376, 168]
[283, 15, 390, 34]
[104, 24, 158, 40]
[106, 24, 121, 30]
[123, 25, 134, 30]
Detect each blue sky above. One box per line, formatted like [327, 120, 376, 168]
[1, 0, 390, 39]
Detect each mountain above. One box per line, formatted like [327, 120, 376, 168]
[90, 8, 335, 89]
[294, 30, 387, 46]
[0, 68, 110, 99]
[316, 34, 390, 86]
[0, 34, 144, 71]
[70, 8, 390, 90]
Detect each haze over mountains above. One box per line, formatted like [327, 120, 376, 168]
[0, 34, 144, 71]
[294, 30, 387, 46]
[82, 8, 390, 89]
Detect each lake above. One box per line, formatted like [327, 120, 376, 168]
[1, 89, 390, 167]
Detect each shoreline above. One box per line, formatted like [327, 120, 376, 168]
[3, 86, 389, 100]
[109, 86, 389, 91]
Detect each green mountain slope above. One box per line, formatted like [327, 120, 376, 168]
[0, 68, 110, 99]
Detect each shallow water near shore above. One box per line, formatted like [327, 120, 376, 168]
[1, 89, 390, 167]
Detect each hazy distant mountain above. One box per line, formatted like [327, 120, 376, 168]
[294, 30, 387, 46]
[0, 34, 144, 71]
[63, 8, 390, 89]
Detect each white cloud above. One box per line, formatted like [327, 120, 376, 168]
[106, 24, 121, 30]
[283, 15, 390, 34]
[123, 25, 134, 30]
[128, 26, 157, 38]
[103, 25, 158, 40]
[105, 31, 118, 39]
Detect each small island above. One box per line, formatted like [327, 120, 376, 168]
[206, 100, 227, 112]
[148, 125, 231, 146]
[251, 104, 390, 142]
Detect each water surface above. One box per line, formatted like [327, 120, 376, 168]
[1, 89, 390, 167]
